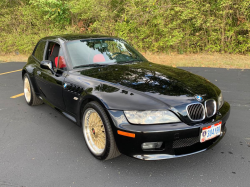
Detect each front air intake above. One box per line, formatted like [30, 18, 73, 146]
[173, 137, 199, 148]
[186, 103, 205, 121]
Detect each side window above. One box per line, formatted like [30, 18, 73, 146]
[45, 41, 67, 70]
[33, 41, 46, 61]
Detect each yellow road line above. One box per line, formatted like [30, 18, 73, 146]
[0, 69, 22, 76]
[10, 93, 24, 98]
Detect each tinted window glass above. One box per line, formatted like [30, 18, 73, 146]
[46, 42, 60, 68]
[33, 41, 46, 61]
[66, 39, 147, 68]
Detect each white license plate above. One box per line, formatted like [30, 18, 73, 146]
[200, 121, 222, 143]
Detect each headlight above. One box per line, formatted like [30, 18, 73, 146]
[124, 110, 180, 124]
[218, 92, 224, 109]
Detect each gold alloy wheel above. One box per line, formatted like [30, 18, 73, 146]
[24, 77, 31, 103]
[83, 108, 106, 155]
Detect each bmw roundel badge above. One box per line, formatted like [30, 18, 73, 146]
[195, 95, 203, 102]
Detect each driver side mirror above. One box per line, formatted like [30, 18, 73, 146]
[40, 60, 54, 74]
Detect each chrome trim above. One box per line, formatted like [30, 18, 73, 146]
[218, 93, 224, 109]
[205, 99, 217, 118]
[186, 103, 205, 121]
[133, 149, 207, 160]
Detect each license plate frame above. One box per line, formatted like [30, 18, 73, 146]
[200, 121, 222, 143]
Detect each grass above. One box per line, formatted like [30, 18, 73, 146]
[0, 53, 249, 69]
[143, 53, 250, 69]
[0, 53, 28, 63]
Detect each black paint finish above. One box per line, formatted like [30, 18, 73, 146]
[22, 34, 230, 160]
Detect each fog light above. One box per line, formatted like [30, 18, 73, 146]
[142, 142, 163, 150]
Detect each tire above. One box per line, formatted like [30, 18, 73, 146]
[82, 101, 120, 160]
[23, 73, 43, 106]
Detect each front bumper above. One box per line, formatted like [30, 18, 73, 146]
[108, 102, 230, 160]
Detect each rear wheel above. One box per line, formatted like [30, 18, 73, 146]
[23, 73, 43, 106]
[82, 101, 120, 160]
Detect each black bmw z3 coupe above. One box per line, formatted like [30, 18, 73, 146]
[22, 34, 230, 160]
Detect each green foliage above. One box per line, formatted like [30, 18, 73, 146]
[29, 0, 70, 27]
[0, 0, 249, 54]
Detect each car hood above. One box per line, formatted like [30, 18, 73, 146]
[74, 61, 220, 107]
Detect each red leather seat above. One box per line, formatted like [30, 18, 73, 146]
[93, 54, 105, 63]
[58, 56, 67, 69]
[55, 57, 58, 67]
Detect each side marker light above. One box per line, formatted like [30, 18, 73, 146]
[117, 130, 135, 138]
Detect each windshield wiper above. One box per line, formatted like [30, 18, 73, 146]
[73, 63, 108, 69]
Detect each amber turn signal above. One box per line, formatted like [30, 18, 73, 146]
[117, 130, 135, 138]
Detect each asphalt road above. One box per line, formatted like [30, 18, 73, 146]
[0, 62, 249, 187]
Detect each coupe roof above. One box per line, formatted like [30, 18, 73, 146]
[41, 34, 119, 41]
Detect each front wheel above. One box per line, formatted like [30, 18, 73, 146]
[23, 73, 43, 106]
[82, 101, 120, 160]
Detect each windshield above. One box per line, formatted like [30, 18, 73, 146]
[66, 39, 146, 68]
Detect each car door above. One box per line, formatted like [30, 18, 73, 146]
[34, 40, 66, 110]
